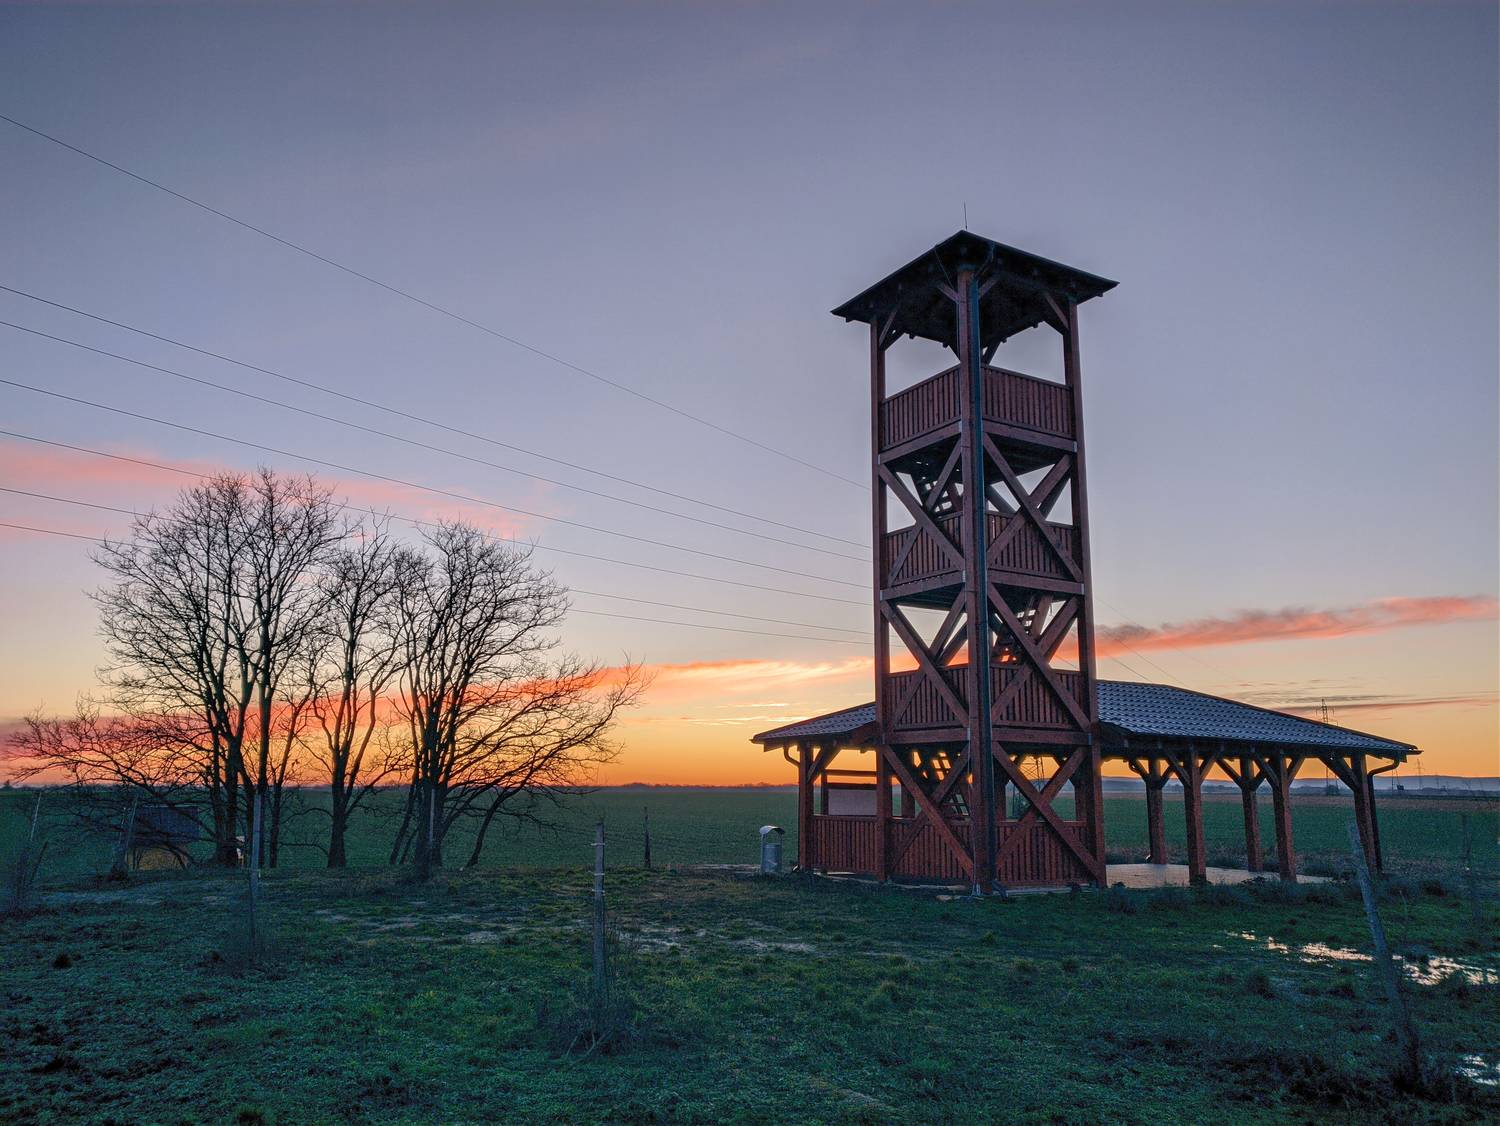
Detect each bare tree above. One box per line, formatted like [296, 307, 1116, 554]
[236, 469, 345, 866]
[83, 469, 344, 867]
[386, 523, 644, 877]
[92, 474, 259, 864]
[300, 522, 403, 866]
[7, 704, 209, 859]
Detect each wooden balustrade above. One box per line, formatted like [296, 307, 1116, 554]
[879, 365, 1074, 451]
[880, 511, 1080, 588]
[885, 667, 967, 732]
[996, 820, 1092, 886]
[883, 666, 1084, 732]
[991, 666, 1084, 729]
[809, 814, 1092, 884]
[809, 815, 879, 874]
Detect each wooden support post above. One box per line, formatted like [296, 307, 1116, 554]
[1366, 770, 1388, 874]
[1268, 752, 1298, 882]
[1145, 758, 1168, 865]
[1180, 747, 1207, 884]
[957, 265, 997, 894]
[1063, 298, 1106, 882]
[797, 742, 813, 871]
[1348, 821, 1422, 1084]
[1240, 752, 1263, 872]
[875, 747, 891, 882]
[1347, 754, 1379, 876]
[592, 820, 607, 997]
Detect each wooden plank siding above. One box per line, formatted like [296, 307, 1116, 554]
[883, 667, 1084, 733]
[881, 512, 1080, 589]
[810, 814, 1092, 886]
[880, 365, 1074, 452]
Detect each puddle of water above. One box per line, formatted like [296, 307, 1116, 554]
[1232, 932, 1496, 986]
[1457, 1054, 1500, 1088]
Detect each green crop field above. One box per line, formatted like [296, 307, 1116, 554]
[2, 787, 1497, 1123]
[2, 786, 1494, 885]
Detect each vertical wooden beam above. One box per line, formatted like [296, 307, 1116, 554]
[875, 747, 891, 882]
[1348, 753, 1379, 875]
[797, 741, 812, 871]
[1062, 299, 1106, 877]
[1181, 745, 1208, 884]
[1240, 750, 1263, 872]
[1268, 751, 1298, 882]
[869, 321, 890, 754]
[957, 266, 996, 893]
[1145, 758, 1168, 865]
[1366, 768, 1388, 874]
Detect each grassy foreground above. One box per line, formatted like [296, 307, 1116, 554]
[2, 862, 1498, 1123]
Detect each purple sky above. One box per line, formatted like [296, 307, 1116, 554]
[1, 2, 1495, 778]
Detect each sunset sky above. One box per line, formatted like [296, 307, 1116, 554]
[1, 2, 1495, 784]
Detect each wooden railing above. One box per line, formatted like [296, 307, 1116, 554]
[885, 667, 967, 732]
[810, 815, 878, 874]
[883, 666, 1085, 732]
[996, 820, 1092, 886]
[879, 366, 1074, 451]
[880, 511, 1080, 588]
[982, 367, 1073, 439]
[985, 513, 1081, 581]
[991, 666, 1085, 729]
[809, 815, 1093, 885]
[881, 367, 963, 450]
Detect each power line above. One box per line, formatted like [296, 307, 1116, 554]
[0, 442, 871, 629]
[0, 112, 867, 490]
[1097, 595, 1236, 685]
[0, 317, 864, 562]
[0, 517, 871, 647]
[0, 480, 868, 638]
[0, 375, 866, 591]
[0, 284, 866, 549]
[0, 518, 100, 542]
[0, 429, 865, 608]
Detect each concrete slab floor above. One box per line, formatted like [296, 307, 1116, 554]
[1106, 863, 1330, 888]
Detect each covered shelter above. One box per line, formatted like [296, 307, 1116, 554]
[754, 681, 1413, 887]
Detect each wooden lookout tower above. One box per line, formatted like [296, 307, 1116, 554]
[755, 231, 1416, 891]
[833, 231, 1116, 892]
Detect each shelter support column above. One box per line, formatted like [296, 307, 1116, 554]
[1145, 759, 1168, 865]
[1347, 754, 1379, 875]
[1178, 747, 1208, 884]
[1238, 750, 1263, 872]
[1262, 751, 1300, 882]
[875, 748, 891, 882]
[1366, 765, 1393, 874]
[796, 742, 813, 871]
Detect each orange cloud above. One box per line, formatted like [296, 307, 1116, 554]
[1098, 595, 1498, 655]
[0, 436, 535, 538]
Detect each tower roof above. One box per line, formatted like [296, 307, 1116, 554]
[831, 230, 1117, 346]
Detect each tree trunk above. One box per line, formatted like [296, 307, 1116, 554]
[465, 796, 506, 869]
[327, 796, 348, 868]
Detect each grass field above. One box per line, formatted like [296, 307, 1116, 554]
[2, 786, 1495, 885]
[2, 788, 1497, 1123]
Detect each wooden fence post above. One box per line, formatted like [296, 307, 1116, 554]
[642, 807, 652, 870]
[111, 796, 138, 879]
[592, 820, 607, 997]
[1348, 820, 1421, 1085]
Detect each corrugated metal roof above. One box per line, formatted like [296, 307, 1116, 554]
[752, 680, 1413, 756]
